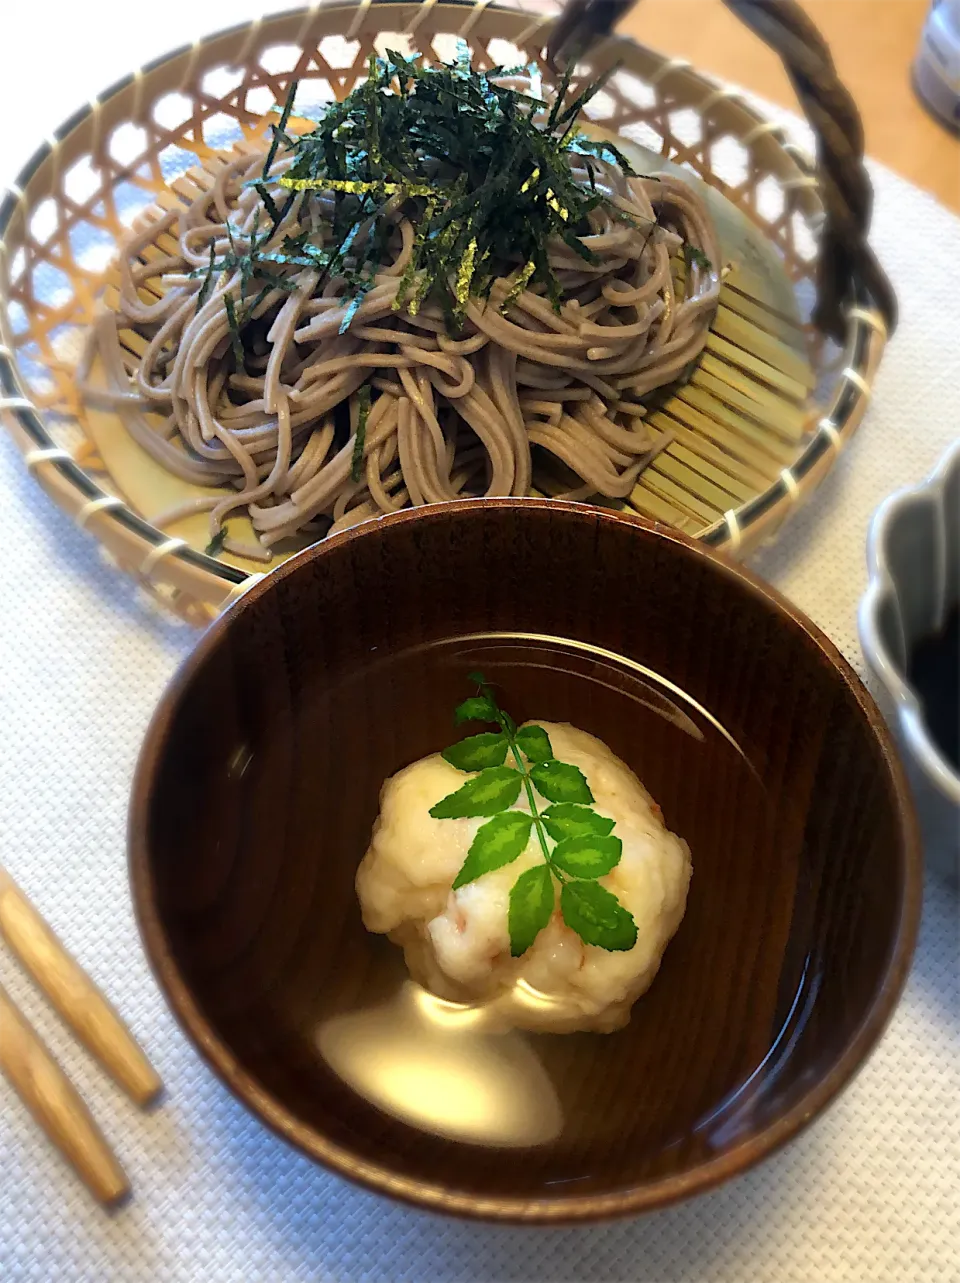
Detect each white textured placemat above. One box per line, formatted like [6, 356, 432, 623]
[1, 12, 959, 1281]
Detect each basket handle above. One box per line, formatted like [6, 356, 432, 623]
[547, 0, 897, 338]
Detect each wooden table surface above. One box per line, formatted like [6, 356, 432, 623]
[620, 0, 960, 212]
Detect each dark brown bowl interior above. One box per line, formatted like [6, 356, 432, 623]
[130, 500, 921, 1222]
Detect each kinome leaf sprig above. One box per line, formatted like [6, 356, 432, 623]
[430, 673, 638, 956]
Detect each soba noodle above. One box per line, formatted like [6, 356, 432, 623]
[86, 106, 720, 561]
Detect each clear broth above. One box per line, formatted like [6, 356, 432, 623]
[300, 634, 811, 1156]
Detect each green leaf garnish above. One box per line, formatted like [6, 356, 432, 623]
[560, 881, 638, 952]
[541, 803, 615, 842]
[529, 760, 594, 805]
[550, 834, 622, 879]
[508, 865, 555, 957]
[429, 766, 522, 819]
[453, 812, 534, 889]
[453, 695, 497, 726]
[515, 724, 553, 763]
[442, 731, 509, 772]
[432, 675, 636, 956]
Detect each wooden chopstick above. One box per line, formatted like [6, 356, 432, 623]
[0, 981, 130, 1205]
[0, 867, 162, 1107]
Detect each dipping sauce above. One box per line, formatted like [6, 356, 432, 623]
[907, 604, 960, 771]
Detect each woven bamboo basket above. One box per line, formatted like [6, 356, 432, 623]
[0, 0, 892, 623]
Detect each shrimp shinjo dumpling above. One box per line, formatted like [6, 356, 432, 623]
[356, 722, 691, 1034]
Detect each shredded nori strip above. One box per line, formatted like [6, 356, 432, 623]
[350, 384, 372, 482]
[193, 50, 708, 345]
[265, 51, 645, 319]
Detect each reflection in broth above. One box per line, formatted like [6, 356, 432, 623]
[317, 981, 563, 1146]
[424, 632, 760, 776]
[495, 659, 705, 740]
[693, 954, 820, 1152]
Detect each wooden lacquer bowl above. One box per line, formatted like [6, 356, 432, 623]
[130, 500, 921, 1222]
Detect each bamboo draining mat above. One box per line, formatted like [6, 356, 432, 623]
[0, 3, 888, 617]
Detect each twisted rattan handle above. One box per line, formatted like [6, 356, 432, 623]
[547, 0, 898, 338]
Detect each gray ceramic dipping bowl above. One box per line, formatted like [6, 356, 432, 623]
[860, 440, 960, 884]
